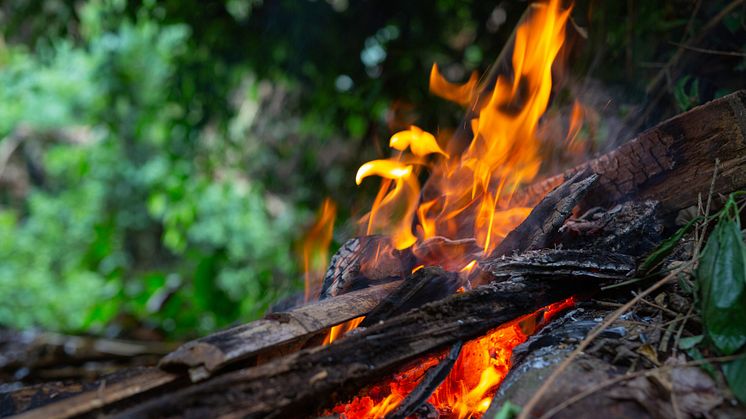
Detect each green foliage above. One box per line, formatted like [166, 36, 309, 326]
[697, 197, 746, 355]
[696, 195, 746, 403]
[492, 401, 522, 419]
[673, 76, 700, 112]
[640, 216, 701, 274]
[0, 1, 302, 337]
[723, 356, 746, 404]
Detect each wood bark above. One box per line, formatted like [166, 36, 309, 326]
[110, 268, 598, 419]
[494, 171, 598, 256]
[159, 280, 402, 381]
[12, 368, 180, 419]
[508, 90, 746, 215]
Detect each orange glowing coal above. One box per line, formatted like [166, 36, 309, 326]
[329, 297, 576, 419]
[356, 0, 572, 263]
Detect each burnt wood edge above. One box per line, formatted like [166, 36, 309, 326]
[510, 90, 746, 215]
[110, 274, 598, 419]
[385, 341, 464, 419]
[494, 170, 598, 256]
[158, 280, 402, 379]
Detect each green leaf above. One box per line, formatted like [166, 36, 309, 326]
[640, 216, 700, 273]
[698, 215, 746, 355]
[686, 347, 718, 378]
[678, 335, 704, 350]
[723, 356, 746, 404]
[492, 401, 522, 419]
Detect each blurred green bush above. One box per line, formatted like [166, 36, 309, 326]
[0, 1, 300, 336]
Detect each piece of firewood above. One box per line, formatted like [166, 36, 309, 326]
[385, 341, 463, 419]
[320, 236, 415, 299]
[493, 170, 598, 256]
[160, 280, 402, 382]
[360, 266, 461, 327]
[480, 249, 636, 285]
[509, 90, 746, 215]
[109, 268, 597, 419]
[12, 368, 179, 419]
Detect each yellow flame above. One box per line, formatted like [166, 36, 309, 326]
[357, 0, 570, 258]
[323, 316, 365, 345]
[355, 160, 413, 185]
[389, 125, 449, 157]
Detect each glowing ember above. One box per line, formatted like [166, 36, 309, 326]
[357, 0, 572, 260]
[330, 297, 576, 418]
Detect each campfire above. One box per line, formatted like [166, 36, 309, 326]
[9, 1, 746, 419]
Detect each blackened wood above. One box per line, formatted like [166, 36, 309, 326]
[320, 236, 415, 299]
[480, 249, 636, 284]
[508, 90, 746, 216]
[111, 275, 589, 419]
[360, 267, 460, 327]
[385, 341, 463, 419]
[559, 200, 663, 257]
[159, 281, 401, 382]
[12, 368, 179, 419]
[493, 171, 599, 257]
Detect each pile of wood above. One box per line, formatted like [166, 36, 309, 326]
[5, 90, 746, 419]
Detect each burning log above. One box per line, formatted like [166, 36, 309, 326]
[385, 341, 464, 419]
[360, 267, 461, 327]
[320, 236, 415, 299]
[481, 249, 636, 284]
[107, 267, 598, 419]
[511, 90, 746, 215]
[493, 170, 598, 256]
[160, 280, 402, 381]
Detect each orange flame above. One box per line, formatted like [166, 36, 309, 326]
[300, 198, 337, 302]
[429, 63, 479, 107]
[357, 0, 571, 258]
[323, 316, 365, 345]
[329, 297, 576, 418]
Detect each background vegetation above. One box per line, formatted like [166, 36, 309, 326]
[0, 0, 743, 339]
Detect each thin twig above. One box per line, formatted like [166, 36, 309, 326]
[517, 262, 692, 419]
[668, 42, 746, 57]
[694, 159, 720, 259]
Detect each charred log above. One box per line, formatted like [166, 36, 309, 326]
[493, 171, 599, 257]
[320, 236, 415, 300]
[160, 281, 402, 382]
[110, 269, 595, 419]
[510, 90, 746, 216]
[480, 249, 636, 285]
[360, 267, 461, 328]
[385, 341, 463, 419]
[559, 200, 664, 257]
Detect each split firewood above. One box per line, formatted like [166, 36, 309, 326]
[160, 280, 401, 382]
[509, 90, 746, 216]
[478, 249, 636, 287]
[108, 268, 600, 419]
[11, 367, 179, 419]
[385, 341, 463, 419]
[320, 235, 415, 299]
[359, 266, 461, 327]
[493, 170, 599, 256]
[559, 200, 664, 257]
